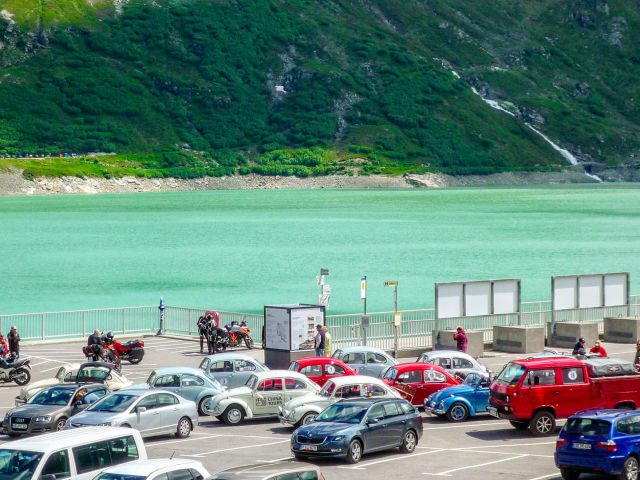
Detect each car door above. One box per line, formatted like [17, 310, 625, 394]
[362, 404, 387, 451]
[179, 374, 206, 402]
[341, 352, 366, 375]
[156, 393, 182, 434]
[208, 360, 234, 387]
[380, 402, 404, 447]
[284, 378, 311, 403]
[233, 360, 259, 388]
[253, 378, 284, 416]
[130, 394, 161, 435]
[153, 375, 181, 395]
[77, 387, 109, 413]
[300, 364, 324, 385]
[395, 370, 425, 404]
[365, 352, 392, 377]
[556, 366, 590, 417]
[39, 449, 72, 480]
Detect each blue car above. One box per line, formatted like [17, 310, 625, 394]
[555, 409, 640, 480]
[291, 398, 423, 464]
[425, 372, 491, 422]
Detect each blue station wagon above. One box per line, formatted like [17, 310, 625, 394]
[555, 409, 640, 480]
[291, 398, 423, 464]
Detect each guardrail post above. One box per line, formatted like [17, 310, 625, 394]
[82, 311, 86, 337]
[122, 309, 126, 335]
[41, 313, 45, 341]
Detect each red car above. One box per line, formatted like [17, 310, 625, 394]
[383, 362, 460, 406]
[288, 357, 356, 387]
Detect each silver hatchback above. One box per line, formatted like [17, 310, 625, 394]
[66, 389, 198, 439]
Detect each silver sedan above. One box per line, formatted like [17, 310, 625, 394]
[65, 389, 198, 439]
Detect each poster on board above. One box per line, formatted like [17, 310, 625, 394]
[291, 307, 324, 351]
[265, 307, 290, 350]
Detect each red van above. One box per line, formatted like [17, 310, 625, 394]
[288, 357, 355, 387]
[382, 362, 460, 406]
[489, 357, 640, 436]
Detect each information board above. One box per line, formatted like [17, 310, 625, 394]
[264, 305, 325, 352]
[436, 279, 520, 319]
[552, 272, 629, 310]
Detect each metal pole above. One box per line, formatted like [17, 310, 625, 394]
[393, 285, 398, 358]
[82, 311, 86, 338]
[363, 276, 367, 346]
[42, 313, 45, 341]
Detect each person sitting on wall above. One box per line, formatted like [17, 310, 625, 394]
[572, 337, 586, 355]
[589, 340, 608, 358]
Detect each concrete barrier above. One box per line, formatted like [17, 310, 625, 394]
[493, 325, 545, 354]
[547, 322, 599, 349]
[432, 329, 484, 358]
[604, 317, 640, 344]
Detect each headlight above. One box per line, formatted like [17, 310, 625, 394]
[438, 401, 445, 408]
[35, 416, 52, 422]
[329, 435, 344, 441]
[505, 395, 510, 403]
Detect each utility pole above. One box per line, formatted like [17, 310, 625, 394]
[384, 281, 400, 358]
[361, 276, 368, 346]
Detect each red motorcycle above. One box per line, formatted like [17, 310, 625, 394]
[103, 332, 145, 364]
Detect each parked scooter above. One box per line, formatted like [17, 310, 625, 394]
[103, 332, 145, 365]
[0, 354, 31, 385]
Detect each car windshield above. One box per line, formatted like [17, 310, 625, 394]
[565, 418, 611, 436]
[464, 374, 483, 386]
[245, 375, 258, 389]
[382, 368, 398, 381]
[0, 449, 43, 480]
[55, 367, 68, 381]
[77, 366, 111, 382]
[315, 403, 368, 424]
[88, 394, 137, 413]
[319, 381, 336, 397]
[95, 475, 145, 480]
[496, 363, 526, 386]
[146, 372, 156, 385]
[29, 387, 74, 405]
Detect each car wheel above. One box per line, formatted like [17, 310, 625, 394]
[560, 468, 580, 480]
[55, 417, 67, 431]
[618, 457, 640, 480]
[530, 411, 556, 436]
[175, 417, 192, 439]
[400, 429, 417, 454]
[198, 396, 212, 416]
[509, 420, 530, 430]
[128, 356, 142, 365]
[446, 403, 469, 422]
[223, 405, 245, 425]
[346, 439, 363, 464]
[299, 412, 317, 426]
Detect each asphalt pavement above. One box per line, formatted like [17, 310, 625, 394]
[1, 336, 637, 480]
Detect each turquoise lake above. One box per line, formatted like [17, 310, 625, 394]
[1, 185, 639, 315]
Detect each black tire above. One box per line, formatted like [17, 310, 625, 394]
[222, 405, 245, 425]
[128, 356, 143, 365]
[530, 411, 556, 436]
[399, 429, 418, 454]
[245, 336, 254, 350]
[345, 439, 363, 464]
[446, 402, 469, 422]
[175, 417, 192, 439]
[510, 420, 530, 430]
[560, 468, 580, 480]
[618, 456, 640, 480]
[198, 396, 212, 416]
[298, 412, 318, 427]
[12, 368, 31, 386]
[55, 417, 67, 431]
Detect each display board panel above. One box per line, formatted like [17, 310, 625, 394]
[604, 273, 627, 307]
[553, 276, 578, 310]
[493, 280, 519, 315]
[578, 275, 602, 308]
[290, 307, 324, 351]
[437, 283, 464, 319]
[265, 307, 291, 350]
[464, 281, 491, 316]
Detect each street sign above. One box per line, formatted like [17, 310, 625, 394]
[393, 312, 402, 327]
[384, 281, 399, 287]
[360, 277, 367, 299]
[361, 314, 370, 327]
[320, 268, 329, 276]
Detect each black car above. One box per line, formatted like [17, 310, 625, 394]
[2, 383, 108, 436]
[291, 398, 423, 464]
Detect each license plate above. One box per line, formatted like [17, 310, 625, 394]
[300, 445, 318, 451]
[11, 424, 27, 430]
[487, 407, 499, 418]
[573, 443, 592, 450]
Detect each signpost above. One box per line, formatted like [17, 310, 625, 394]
[384, 281, 400, 358]
[361, 276, 367, 345]
[317, 269, 331, 308]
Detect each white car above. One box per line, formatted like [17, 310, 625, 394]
[417, 351, 488, 380]
[207, 371, 320, 425]
[94, 459, 209, 480]
[278, 375, 401, 427]
[15, 362, 133, 406]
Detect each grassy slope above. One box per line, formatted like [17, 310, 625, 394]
[0, 0, 636, 178]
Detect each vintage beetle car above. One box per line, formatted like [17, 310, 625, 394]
[382, 362, 460, 406]
[208, 461, 325, 480]
[206, 371, 320, 425]
[331, 347, 397, 377]
[127, 367, 225, 415]
[15, 362, 132, 406]
[289, 357, 356, 387]
[425, 372, 491, 421]
[417, 351, 488, 380]
[199, 353, 269, 388]
[278, 375, 401, 427]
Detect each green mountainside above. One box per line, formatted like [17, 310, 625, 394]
[0, 0, 638, 178]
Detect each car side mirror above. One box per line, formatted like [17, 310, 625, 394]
[136, 406, 147, 414]
[366, 417, 379, 425]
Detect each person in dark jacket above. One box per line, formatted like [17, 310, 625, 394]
[197, 314, 215, 354]
[453, 326, 468, 353]
[8, 326, 20, 358]
[572, 337, 586, 355]
[314, 324, 325, 357]
[87, 329, 103, 347]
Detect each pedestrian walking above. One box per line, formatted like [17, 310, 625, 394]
[453, 326, 468, 353]
[8, 326, 20, 358]
[314, 324, 325, 357]
[572, 337, 586, 355]
[589, 340, 608, 358]
[322, 326, 332, 357]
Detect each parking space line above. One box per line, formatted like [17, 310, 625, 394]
[146, 434, 222, 447]
[423, 421, 509, 430]
[527, 474, 560, 480]
[462, 441, 556, 449]
[255, 457, 294, 463]
[339, 448, 447, 470]
[181, 439, 290, 457]
[424, 454, 527, 476]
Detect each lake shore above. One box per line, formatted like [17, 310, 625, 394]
[0, 168, 601, 195]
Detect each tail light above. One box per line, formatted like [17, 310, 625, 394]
[139, 341, 145, 347]
[556, 438, 568, 449]
[597, 440, 617, 452]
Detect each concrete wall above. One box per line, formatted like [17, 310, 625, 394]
[547, 322, 599, 349]
[604, 317, 640, 344]
[432, 329, 484, 358]
[493, 325, 545, 354]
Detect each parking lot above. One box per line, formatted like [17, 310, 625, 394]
[2, 336, 638, 480]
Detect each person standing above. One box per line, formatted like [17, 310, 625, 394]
[589, 340, 608, 358]
[314, 324, 325, 357]
[453, 326, 468, 353]
[322, 326, 332, 357]
[8, 326, 20, 358]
